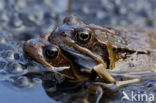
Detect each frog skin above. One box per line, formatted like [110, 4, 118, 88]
[49, 15, 156, 82]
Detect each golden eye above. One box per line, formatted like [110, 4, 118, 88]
[44, 46, 59, 60]
[76, 32, 91, 43]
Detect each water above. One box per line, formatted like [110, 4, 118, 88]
[0, 82, 57, 103]
[0, 0, 156, 103]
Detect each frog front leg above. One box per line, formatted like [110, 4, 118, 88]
[65, 42, 116, 83]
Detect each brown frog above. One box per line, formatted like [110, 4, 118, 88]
[23, 33, 81, 80]
[23, 15, 156, 83]
[49, 15, 156, 82]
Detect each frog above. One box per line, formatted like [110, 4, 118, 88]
[23, 15, 156, 84]
[23, 33, 82, 80]
[49, 15, 156, 83]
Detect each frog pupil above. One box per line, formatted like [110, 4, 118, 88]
[45, 46, 59, 60]
[47, 50, 54, 56]
[76, 31, 92, 44]
[80, 33, 88, 40]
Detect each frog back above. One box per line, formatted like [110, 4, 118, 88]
[89, 24, 156, 53]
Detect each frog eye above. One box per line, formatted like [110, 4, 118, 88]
[44, 46, 59, 60]
[76, 31, 92, 43]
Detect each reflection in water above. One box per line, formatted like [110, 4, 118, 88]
[24, 71, 118, 103]
[21, 71, 156, 103]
